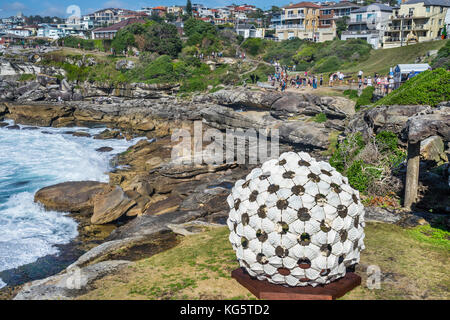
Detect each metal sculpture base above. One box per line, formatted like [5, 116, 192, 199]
[231, 268, 361, 300]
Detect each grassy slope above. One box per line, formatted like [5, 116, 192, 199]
[341, 40, 447, 76]
[78, 222, 449, 300]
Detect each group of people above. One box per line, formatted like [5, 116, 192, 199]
[354, 70, 397, 95]
[194, 51, 224, 60]
[268, 69, 324, 92]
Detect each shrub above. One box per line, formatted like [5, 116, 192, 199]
[313, 56, 341, 73]
[355, 86, 375, 109]
[346, 160, 381, 193]
[313, 112, 327, 123]
[375, 131, 398, 152]
[180, 77, 208, 92]
[241, 38, 265, 56]
[18, 73, 36, 81]
[343, 89, 358, 100]
[375, 68, 450, 107]
[330, 133, 365, 172]
[59, 36, 100, 51]
[329, 130, 406, 194]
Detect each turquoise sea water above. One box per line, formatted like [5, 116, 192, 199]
[0, 121, 142, 288]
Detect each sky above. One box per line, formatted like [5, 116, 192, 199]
[0, 0, 328, 19]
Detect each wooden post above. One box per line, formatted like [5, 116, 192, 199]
[404, 140, 421, 209]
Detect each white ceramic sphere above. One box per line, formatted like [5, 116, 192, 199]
[227, 151, 365, 287]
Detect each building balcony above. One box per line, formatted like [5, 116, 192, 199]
[275, 24, 305, 30]
[390, 14, 430, 20]
[342, 30, 380, 36]
[388, 24, 428, 31]
[284, 13, 305, 20]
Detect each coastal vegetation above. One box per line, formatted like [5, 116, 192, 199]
[375, 68, 450, 107]
[330, 131, 406, 196]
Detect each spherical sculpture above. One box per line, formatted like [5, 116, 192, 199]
[227, 152, 365, 287]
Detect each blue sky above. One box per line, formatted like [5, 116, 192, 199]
[0, 1, 326, 18]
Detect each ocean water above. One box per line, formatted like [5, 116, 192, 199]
[0, 121, 143, 288]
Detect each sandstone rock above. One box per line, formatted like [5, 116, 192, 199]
[145, 157, 163, 170]
[420, 136, 448, 163]
[13, 260, 131, 300]
[364, 207, 404, 223]
[95, 146, 113, 153]
[144, 195, 183, 216]
[6, 103, 74, 126]
[94, 129, 123, 140]
[135, 120, 155, 132]
[115, 59, 135, 70]
[34, 181, 109, 214]
[91, 186, 136, 224]
[72, 131, 91, 138]
[405, 106, 450, 144]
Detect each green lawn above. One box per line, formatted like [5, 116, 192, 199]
[341, 40, 447, 76]
[78, 222, 449, 300]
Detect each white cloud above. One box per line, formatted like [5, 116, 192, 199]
[102, 0, 125, 8]
[2, 2, 27, 11]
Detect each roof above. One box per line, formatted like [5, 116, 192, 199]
[352, 3, 393, 13]
[284, 2, 322, 9]
[327, 1, 361, 9]
[404, 0, 450, 6]
[236, 24, 256, 29]
[394, 64, 431, 73]
[92, 18, 146, 33]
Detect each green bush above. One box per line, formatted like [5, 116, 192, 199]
[313, 112, 327, 123]
[355, 86, 375, 109]
[375, 68, 450, 107]
[241, 38, 265, 56]
[330, 133, 365, 172]
[375, 131, 398, 152]
[346, 160, 381, 193]
[263, 38, 303, 65]
[343, 89, 358, 100]
[180, 77, 208, 92]
[59, 36, 100, 51]
[18, 73, 36, 81]
[313, 56, 341, 73]
[329, 130, 405, 194]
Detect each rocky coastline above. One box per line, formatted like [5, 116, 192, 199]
[0, 71, 449, 299]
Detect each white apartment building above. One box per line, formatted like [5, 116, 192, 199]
[341, 3, 393, 49]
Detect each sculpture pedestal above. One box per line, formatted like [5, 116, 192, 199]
[231, 268, 361, 300]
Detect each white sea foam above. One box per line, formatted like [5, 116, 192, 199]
[0, 121, 144, 288]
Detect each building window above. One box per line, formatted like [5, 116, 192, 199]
[426, 7, 430, 12]
[356, 14, 362, 22]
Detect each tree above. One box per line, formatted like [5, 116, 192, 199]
[144, 23, 182, 57]
[186, 0, 193, 17]
[336, 16, 350, 39]
[165, 13, 177, 22]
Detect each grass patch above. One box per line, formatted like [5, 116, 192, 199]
[18, 73, 36, 81]
[77, 222, 449, 300]
[313, 112, 327, 123]
[341, 40, 447, 76]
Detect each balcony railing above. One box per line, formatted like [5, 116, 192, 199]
[284, 14, 305, 20]
[388, 24, 427, 31]
[342, 30, 380, 35]
[275, 24, 305, 30]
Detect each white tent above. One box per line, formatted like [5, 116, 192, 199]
[393, 63, 431, 87]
